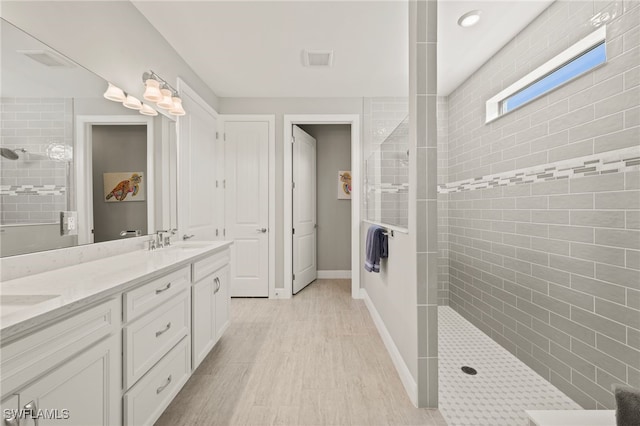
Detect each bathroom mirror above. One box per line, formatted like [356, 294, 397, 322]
[0, 18, 178, 257]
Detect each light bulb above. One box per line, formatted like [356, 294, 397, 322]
[103, 82, 126, 102]
[169, 97, 186, 116]
[143, 78, 163, 102]
[123, 94, 142, 110]
[157, 88, 174, 109]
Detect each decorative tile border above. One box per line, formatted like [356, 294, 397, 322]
[0, 185, 66, 196]
[439, 147, 640, 194]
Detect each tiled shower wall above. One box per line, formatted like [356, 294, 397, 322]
[443, 0, 639, 409]
[437, 96, 449, 305]
[1, 97, 72, 224]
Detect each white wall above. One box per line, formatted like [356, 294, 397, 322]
[218, 97, 362, 288]
[0, 1, 219, 111]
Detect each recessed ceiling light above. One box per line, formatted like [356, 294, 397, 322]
[458, 10, 482, 28]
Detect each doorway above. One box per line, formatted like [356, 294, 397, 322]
[91, 125, 147, 243]
[284, 115, 361, 299]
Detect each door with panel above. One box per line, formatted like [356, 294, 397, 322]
[17, 334, 120, 426]
[224, 121, 270, 297]
[178, 87, 218, 241]
[292, 125, 317, 294]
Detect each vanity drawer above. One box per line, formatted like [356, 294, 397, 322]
[124, 336, 190, 426]
[192, 249, 230, 282]
[123, 290, 190, 389]
[0, 298, 120, 399]
[123, 266, 190, 322]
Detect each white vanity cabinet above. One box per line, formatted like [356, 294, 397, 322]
[0, 299, 121, 426]
[191, 249, 231, 370]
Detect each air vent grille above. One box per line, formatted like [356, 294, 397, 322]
[302, 50, 334, 67]
[17, 50, 75, 68]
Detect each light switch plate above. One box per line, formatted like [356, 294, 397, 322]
[60, 211, 78, 236]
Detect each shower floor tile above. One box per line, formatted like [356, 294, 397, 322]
[438, 306, 580, 426]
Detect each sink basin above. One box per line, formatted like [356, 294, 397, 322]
[1, 294, 61, 316]
[168, 243, 213, 250]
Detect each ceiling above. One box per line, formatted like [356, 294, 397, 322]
[133, 0, 554, 98]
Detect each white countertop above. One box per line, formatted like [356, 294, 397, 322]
[525, 410, 616, 426]
[0, 241, 232, 341]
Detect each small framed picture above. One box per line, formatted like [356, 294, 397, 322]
[338, 171, 351, 200]
[103, 172, 145, 202]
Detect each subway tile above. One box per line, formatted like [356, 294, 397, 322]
[572, 337, 628, 383]
[595, 228, 640, 250]
[550, 254, 595, 277]
[530, 131, 569, 153]
[531, 237, 571, 256]
[570, 242, 626, 267]
[627, 250, 640, 270]
[549, 193, 593, 209]
[548, 140, 594, 162]
[594, 126, 640, 153]
[596, 333, 640, 368]
[629, 328, 640, 351]
[630, 366, 640, 388]
[595, 191, 640, 209]
[596, 263, 640, 289]
[532, 291, 571, 318]
[549, 283, 594, 311]
[550, 371, 598, 409]
[549, 340, 595, 379]
[549, 106, 595, 134]
[595, 298, 640, 330]
[517, 297, 550, 323]
[571, 370, 616, 409]
[570, 210, 626, 228]
[516, 247, 549, 266]
[626, 171, 640, 190]
[515, 152, 549, 169]
[627, 211, 640, 229]
[504, 256, 533, 274]
[532, 264, 571, 286]
[568, 75, 624, 111]
[532, 210, 570, 225]
[531, 179, 568, 195]
[516, 222, 549, 238]
[594, 88, 640, 119]
[571, 274, 627, 305]
[571, 306, 627, 343]
[570, 173, 625, 193]
[569, 112, 624, 143]
[550, 312, 596, 346]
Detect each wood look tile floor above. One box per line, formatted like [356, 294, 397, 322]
[155, 279, 447, 426]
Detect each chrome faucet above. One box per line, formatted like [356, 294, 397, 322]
[155, 230, 170, 248]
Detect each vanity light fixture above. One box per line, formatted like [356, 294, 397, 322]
[142, 71, 186, 116]
[169, 96, 186, 116]
[143, 78, 163, 102]
[457, 10, 481, 28]
[123, 94, 143, 110]
[103, 82, 126, 102]
[140, 103, 159, 116]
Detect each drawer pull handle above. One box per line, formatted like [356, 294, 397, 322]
[214, 277, 221, 294]
[156, 282, 172, 294]
[24, 400, 39, 426]
[156, 322, 172, 337]
[156, 375, 172, 394]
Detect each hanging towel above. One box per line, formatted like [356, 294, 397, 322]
[365, 225, 388, 273]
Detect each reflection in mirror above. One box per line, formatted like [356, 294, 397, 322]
[0, 19, 178, 257]
[363, 97, 409, 229]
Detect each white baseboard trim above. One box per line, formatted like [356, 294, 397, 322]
[360, 288, 418, 407]
[317, 270, 351, 279]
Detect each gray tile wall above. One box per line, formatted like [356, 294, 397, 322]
[1, 97, 72, 224]
[444, 0, 640, 409]
[437, 96, 449, 305]
[415, 0, 439, 408]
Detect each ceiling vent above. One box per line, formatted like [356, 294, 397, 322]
[302, 50, 334, 67]
[17, 49, 75, 67]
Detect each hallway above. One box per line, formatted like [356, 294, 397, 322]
[155, 279, 446, 425]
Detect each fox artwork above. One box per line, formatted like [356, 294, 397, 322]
[104, 172, 145, 202]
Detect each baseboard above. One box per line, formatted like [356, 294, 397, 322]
[317, 270, 351, 279]
[360, 288, 418, 407]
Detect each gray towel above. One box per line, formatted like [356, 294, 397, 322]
[365, 225, 388, 273]
[613, 384, 640, 426]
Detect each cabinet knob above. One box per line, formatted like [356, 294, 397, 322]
[256, 228, 267, 233]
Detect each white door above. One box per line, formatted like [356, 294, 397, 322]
[292, 125, 317, 294]
[192, 275, 215, 370]
[225, 121, 269, 297]
[179, 88, 218, 241]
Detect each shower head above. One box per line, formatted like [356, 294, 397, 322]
[1, 148, 19, 160]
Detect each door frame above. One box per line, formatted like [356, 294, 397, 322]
[219, 114, 276, 299]
[75, 115, 155, 245]
[283, 114, 361, 299]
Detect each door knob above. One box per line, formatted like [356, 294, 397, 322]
[256, 228, 267, 233]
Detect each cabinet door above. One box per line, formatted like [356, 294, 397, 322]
[18, 334, 120, 426]
[214, 264, 231, 341]
[192, 276, 215, 370]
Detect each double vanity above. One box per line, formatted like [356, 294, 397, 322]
[0, 240, 232, 426]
